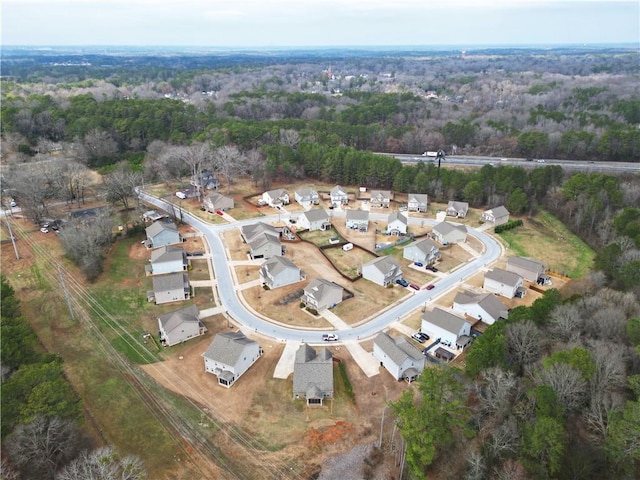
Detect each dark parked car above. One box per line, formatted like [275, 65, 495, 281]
[409, 283, 420, 290]
[426, 265, 438, 272]
[425, 284, 435, 290]
[413, 261, 423, 267]
[395, 278, 409, 287]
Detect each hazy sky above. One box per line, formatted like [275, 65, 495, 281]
[2, 0, 639, 47]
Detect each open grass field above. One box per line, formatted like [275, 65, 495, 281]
[498, 210, 595, 278]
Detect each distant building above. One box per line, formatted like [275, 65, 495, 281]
[370, 190, 391, 208]
[330, 185, 348, 207]
[294, 187, 319, 206]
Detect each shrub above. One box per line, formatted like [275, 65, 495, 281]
[495, 219, 524, 233]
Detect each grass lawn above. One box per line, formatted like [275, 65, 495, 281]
[499, 210, 595, 278]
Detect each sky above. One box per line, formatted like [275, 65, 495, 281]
[2, 0, 639, 47]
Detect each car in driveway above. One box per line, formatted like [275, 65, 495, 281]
[425, 284, 435, 290]
[412, 332, 429, 343]
[413, 261, 423, 267]
[322, 334, 339, 342]
[216, 210, 224, 216]
[426, 265, 438, 272]
[40, 227, 49, 233]
[409, 283, 420, 290]
[395, 278, 409, 287]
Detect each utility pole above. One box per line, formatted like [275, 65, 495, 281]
[58, 264, 76, 322]
[4, 216, 19, 260]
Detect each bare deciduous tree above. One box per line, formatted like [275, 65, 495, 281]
[536, 362, 587, 413]
[506, 321, 544, 371]
[487, 418, 520, 460]
[213, 145, 243, 194]
[56, 446, 146, 480]
[464, 451, 486, 480]
[478, 367, 518, 419]
[82, 129, 118, 166]
[102, 162, 143, 210]
[549, 303, 583, 342]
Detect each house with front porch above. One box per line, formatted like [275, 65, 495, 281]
[259, 256, 304, 289]
[301, 279, 343, 310]
[361, 256, 403, 287]
[387, 212, 408, 235]
[203, 331, 262, 388]
[158, 304, 204, 347]
[330, 185, 349, 207]
[294, 187, 319, 206]
[370, 190, 391, 208]
[446, 201, 469, 218]
[481, 205, 510, 226]
[407, 193, 428, 212]
[292, 344, 334, 405]
[373, 332, 425, 382]
[403, 237, 440, 265]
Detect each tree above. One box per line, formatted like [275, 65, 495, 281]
[6, 416, 83, 480]
[477, 367, 518, 419]
[521, 416, 567, 477]
[56, 446, 146, 480]
[535, 362, 588, 413]
[102, 162, 143, 210]
[505, 321, 544, 372]
[388, 367, 470, 477]
[82, 129, 118, 167]
[506, 187, 528, 215]
[606, 398, 640, 474]
[213, 145, 243, 194]
[465, 321, 507, 377]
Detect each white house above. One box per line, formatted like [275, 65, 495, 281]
[294, 187, 319, 206]
[361, 256, 403, 287]
[431, 221, 468, 245]
[506, 256, 548, 283]
[345, 209, 369, 231]
[387, 212, 408, 235]
[149, 273, 191, 305]
[445, 201, 469, 218]
[330, 185, 348, 207]
[298, 209, 331, 231]
[144, 221, 182, 249]
[259, 256, 304, 289]
[301, 279, 343, 310]
[203, 192, 234, 213]
[147, 245, 188, 276]
[452, 291, 509, 325]
[292, 344, 334, 405]
[158, 304, 204, 347]
[481, 205, 510, 225]
[484, 268, 525, 299]
[370, 190, 391, 208]
[373, 332, 425, 382]
[203, 331, 262, 388]
[240, 222, 282, 259]
[262, 188, 289, 207]
[407, 193, 428, 212]
[421, 307, 472, 349]
[403, 237, 440, 265]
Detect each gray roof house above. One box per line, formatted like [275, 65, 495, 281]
[330, 185, 349, 206]
[481, 206, 510, 226]
[301, 279, 343, 311]
[452, 291, 509, 326]
[294, 187, 319, 206]
[298, 209, 331, 231]
[370, 190, 391, 208]
[240, 222, 282, 259]
[431, 221, 468, 245]
[407, 193, 428, 212]
[203, 192, 234, 213]
[240, 222, 279, 243]
[345, 209, 369, 231]
[149, 272, 191, 305]
[203, 331, 262, 388]
[506, 256, 548, 283]
[484, 268, 525, 299]
[262, 188, 289, 207]
[145, 221, 182, 249]
[387, 212, 408, 235]
[361, 256, 403, 287]
[403, 237, 440, 265]
[445, 201, 469, 218]
[373, 332, 425, 382]
[157, 304, 204, 347]
[147, 245, 188, 276]
[292, 344, 334, 405]
[259, 256, 304, 289]
[190, 170, 220, 191]
[421, 307, 472, 350]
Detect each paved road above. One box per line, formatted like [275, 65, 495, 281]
[138, 191, 502, 344]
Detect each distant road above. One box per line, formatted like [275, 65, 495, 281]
[386, 154, 640, 174]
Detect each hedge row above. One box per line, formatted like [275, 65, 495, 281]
[495, 219, 524, 233]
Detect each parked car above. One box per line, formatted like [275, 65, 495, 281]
[426, 265, 438, 272]
[216, 210, 224, 215]
[413, 261, 423, 267]
[395, 278, 409, 287]
[425, 284, 435, 290]
[329, 237, 340, 245]
[9, 200, 16, 207]
[409, 283, 420, 290]
[322, 334, 339, 342]
[412, 332, 429, 343]
[40, 227, 49, 233]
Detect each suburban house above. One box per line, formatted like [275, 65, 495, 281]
[149, 272, 191, 305]
[403, 237, 440, 265]
[157, 304, 204, 347]
[144, 221, 182, 249]
[330, 185, 349, 207]
[240, 222, 282, 259]
[301, 279, 343, 310]
[298, 209, 331, 231]
[294, 187, 319, 206]
[481, 205, 510, 225]
[345, 209, 369, 231]
[484, 268, 525, 299]
[190, 170, 220, 192]
[373, 332, 425, 382]
[259, 256, 304, 289]
[506, 256, 549, 283]
[407, 193, 428, 212]
[361, 256, 403, 287]
[387, 212, 408, 235]
[142, 210, 166, 223]
[431, 221, 468, 245]
[146, 245, 188, 276]
[452, 291, 509, 325]
[446, 201, 469, 218]
[203, 192, 234, 213]
[292, 344, 334, 405]
[421, 307, 472, 349]
[262, 188, 289, 207]
[202, 331, 262, 388]
[370, 190, 391, 208]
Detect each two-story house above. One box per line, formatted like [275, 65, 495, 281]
[407, 193, 428, 212]
[403, 237, 440, 265]
[259, 256, 304, 289]
[292, 344, 334, 406]
[373, 332, 425, 382]
[203, 331, 262, 388]
[301, 279, 343, 310]
[158, 304, 204, 347]
[361, 256, 403, 287]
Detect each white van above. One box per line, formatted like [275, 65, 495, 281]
[342, 243, 353, 251]
[175, 191, 187, 199]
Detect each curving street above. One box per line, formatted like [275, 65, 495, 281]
[138, 191, 502, 344]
